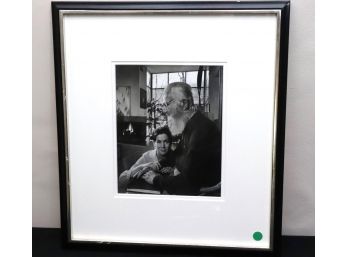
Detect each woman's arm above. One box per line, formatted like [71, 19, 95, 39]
[118, 152, 160, 192]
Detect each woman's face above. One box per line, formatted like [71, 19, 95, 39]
[155, 133, 170, 157]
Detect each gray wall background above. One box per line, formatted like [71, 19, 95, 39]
[32, 0, 315, 236]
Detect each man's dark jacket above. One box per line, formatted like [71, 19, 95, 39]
[153, 111, 221, 195]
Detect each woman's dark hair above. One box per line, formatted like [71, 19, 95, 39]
[150, 126, 172, 143]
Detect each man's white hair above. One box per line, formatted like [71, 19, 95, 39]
[164, 82, 194, 107]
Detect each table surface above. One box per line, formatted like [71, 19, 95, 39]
[33, 228, 314, 257]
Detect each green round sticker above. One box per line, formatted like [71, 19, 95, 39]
[253, 231, 263, 241]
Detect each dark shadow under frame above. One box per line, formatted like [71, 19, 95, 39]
[51, 1, 290, 256]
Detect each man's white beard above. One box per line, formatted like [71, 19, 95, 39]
[167, 115, 187, 136]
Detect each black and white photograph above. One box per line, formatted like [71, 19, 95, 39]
[48, 1, 293, 251]
[32, 0, 317, 255]
[116, 65, 223, 196]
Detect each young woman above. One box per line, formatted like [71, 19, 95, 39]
[118, 126, 175, 193]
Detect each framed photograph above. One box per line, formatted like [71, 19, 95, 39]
[52, 1, 290, 255]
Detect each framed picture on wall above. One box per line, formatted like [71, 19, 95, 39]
[140, 88, 146, 109]
[52, 1, 290, 255]
[116, 86, 131, 116]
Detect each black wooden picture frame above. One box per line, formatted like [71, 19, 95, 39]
[52, 1, 290, 256]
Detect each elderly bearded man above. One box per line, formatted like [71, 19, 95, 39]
[141, 82, 222, 196]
